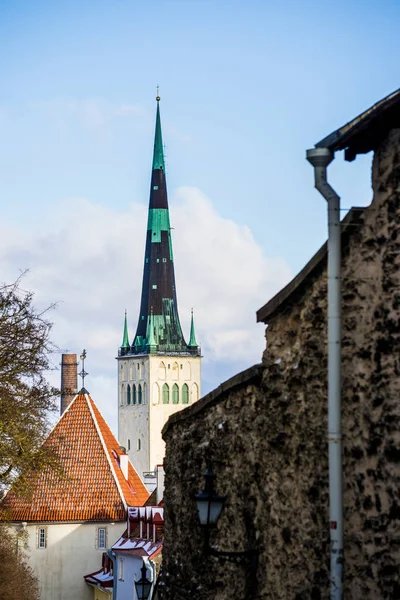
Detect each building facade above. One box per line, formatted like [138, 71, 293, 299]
[117, 97, 201, 479]
[161, 91, 400, 599]
[3, 391, 149, 600]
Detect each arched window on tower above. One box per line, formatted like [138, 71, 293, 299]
[120, 385, 125, 405]
[162, 383, 170, 404]
[192, 383, 199, 402]
[127, 384, 131, 405]
[172, 361, 179, 380]
[182, 383, 189, 404]
[143, 382, 147, 404]
[158, 361, 166, 380]
[172, 384, 179, 404]
[153, 382, 160, 404]
[132, 384, 137, 405]
[138, 384, 142, 404]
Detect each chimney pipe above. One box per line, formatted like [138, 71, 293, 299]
[120, 452, 129, 480]
[60, 354, 78, 415]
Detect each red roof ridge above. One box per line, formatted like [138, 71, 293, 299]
[86, 395, 149, 506]
[2, 391, 149, 522]
[85, 394, 127, 511]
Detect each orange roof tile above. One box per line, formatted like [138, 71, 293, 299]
[2, 392, 149, 522]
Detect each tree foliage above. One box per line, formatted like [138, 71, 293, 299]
[0, 523, 40, 600]
[0, 276, 59, 497]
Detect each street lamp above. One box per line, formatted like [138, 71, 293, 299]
[195, 468, 226, 528]
[134, 561, 152, 600]
[194, 466, 258, 566]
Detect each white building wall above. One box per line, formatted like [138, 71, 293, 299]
[117, 355, 201, 477]
[11, 521, 125, 600]
[114, 553, 155, 600]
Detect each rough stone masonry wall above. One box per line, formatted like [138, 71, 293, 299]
[162, 128, 400, 600]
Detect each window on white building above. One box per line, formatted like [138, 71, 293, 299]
[97, 527, 106, 549]
[119, 557, 124, 581]
[37, 527, 46, 549]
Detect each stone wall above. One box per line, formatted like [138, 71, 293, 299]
[161, 129, 400, 599]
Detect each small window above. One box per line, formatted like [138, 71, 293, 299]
[141, 315, 144, 320]
[138, 384, 142, 404]
[168, 364, 170, 369]
[128, 439, 131, 450]
[97, 528, 106, 550]
[172, 383, 179, 404]
[127, 384, 131, 405]
[153, 185, 159, 190]
[180, 364, 183, 369]
[119, 557, 124, 581]
[152, 284, 157, 289]
[145, 258, 149, 263]
[162, 258, 167, 263]
[137, 439, 141, 451]
[38, 527, 46, 549]
[162, 383, 170, 404]
[156, 258, 160, 263]
[182, 383, 189, 404]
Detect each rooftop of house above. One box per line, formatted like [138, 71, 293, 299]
[315, 87, 400, 161]
[257, 207, 365, 323]
[112, 505, 164, 558]
[84, 568, 114, 588]
[2, 391, 149, 522]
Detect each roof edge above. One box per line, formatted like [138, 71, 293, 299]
[257, 207, 365, 324]
[315, 87, 400, 158]
[85, 395, 128, 512]
[162, 363, 262, 437]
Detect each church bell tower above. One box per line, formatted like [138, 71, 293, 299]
[117, 96, 201, 481]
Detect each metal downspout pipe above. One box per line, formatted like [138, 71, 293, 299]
[306, 147, 343, 600]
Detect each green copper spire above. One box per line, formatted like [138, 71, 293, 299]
[121, 310, 130, 354]
[147, 308, 157, 349]
[152, 97, 165, 171]
[189, 309, 198, 347]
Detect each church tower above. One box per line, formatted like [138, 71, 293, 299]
[118, 96, 201, 481]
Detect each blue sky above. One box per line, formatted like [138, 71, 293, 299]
[1, 0, 399, 431]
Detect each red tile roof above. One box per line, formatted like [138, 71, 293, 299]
[2, 392, 149, 522]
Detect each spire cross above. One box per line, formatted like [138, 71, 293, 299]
[79, 349, 89, 389]
[156, 85, 160, 102]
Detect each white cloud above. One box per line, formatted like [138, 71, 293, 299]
[38, 98, 149, 140]
[0, 189, 291, 434]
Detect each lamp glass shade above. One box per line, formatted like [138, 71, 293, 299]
[134, 579, 152, 600]
[195, 491, 225, 526]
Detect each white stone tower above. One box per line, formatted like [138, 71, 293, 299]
[117, 96, 201, 483]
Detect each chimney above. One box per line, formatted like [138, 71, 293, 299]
[60, 354, 78, 415]
[156, 465, 165, 504]
[120, 451, 129, 480]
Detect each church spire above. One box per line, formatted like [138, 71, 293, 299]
[130, 95, 199, 356]
[189, 309, 198, 348]
[121, 310, 130, 356]
[152, 96, 165, 172]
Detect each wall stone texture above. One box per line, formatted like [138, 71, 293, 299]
[161, 129, 400, 600]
